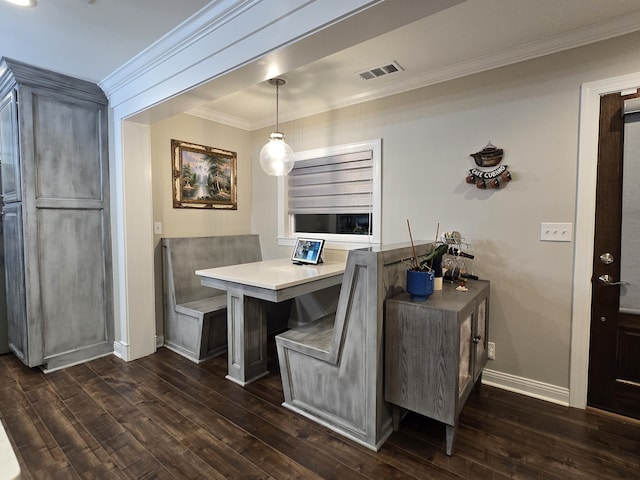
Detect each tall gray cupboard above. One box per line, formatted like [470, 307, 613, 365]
[0, 58, 113, 370]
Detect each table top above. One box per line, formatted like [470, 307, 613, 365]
[196, 257, 345, 290]
[0, 423, 20, 480]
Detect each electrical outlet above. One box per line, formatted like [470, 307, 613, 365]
[154, 222, 162, 235]
[487, 342, 495, 360]
[540, 222, 572, 242]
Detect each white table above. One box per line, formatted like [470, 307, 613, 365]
[0, 423, 20, 480]
[196, 258, 345, 385]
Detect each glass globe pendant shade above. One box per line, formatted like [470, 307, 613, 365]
[5, 0, 37, 6]
[259, 132, 294, 176]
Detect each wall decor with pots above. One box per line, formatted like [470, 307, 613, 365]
[465, 142, 512, 189]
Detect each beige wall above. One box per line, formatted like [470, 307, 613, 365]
[251, 31, 640, 390]
[150, 113, 253, 336]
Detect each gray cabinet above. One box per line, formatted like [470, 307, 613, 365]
[384, 280, 490, 455]
[0, 58, 113, 370]
[0, 90, 16, 354]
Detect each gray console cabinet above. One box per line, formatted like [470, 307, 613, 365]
[384, 280, 490, 455]
[0, 58, 113, 370]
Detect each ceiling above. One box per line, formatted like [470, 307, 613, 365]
[0, 0, 211, 82]
[3, 0, 640, 130]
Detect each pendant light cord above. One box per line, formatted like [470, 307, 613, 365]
[275, 81, 280, 132]
[268, 77, 286, 132]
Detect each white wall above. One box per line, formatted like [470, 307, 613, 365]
[115, 121, 156, 360]
[251, 31, 640, 391]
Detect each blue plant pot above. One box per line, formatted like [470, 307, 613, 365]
[406, 269, 434, 302]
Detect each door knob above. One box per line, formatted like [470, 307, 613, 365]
[599, 253, 614, 265]
[598, 274, 630, 286]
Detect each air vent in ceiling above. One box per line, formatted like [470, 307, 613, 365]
[357, 61, 404, 80]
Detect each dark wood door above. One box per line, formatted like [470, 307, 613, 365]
[588, 91, 640, 419]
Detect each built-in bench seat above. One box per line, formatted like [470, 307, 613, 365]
[174, 296, 228, 317]
[277, 314, 335, 360]
[275, 241, 436, 451]
[162, 235, 262, 363]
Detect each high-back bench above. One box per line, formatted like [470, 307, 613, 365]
[275, 240, 435, 450]
[162, 235, 262, 363]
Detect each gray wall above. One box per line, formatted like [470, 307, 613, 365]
[150, 31, 640, 392]
[250, 31, 640, 390]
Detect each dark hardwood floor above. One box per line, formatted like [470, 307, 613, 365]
[1, 343, 639, 479]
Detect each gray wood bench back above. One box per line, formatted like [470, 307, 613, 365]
[164, 235, 262, 304]
[161, 234, 262, 363]
[275, 240, 436, 450]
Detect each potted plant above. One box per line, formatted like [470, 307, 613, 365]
[406, 220, 448, 301]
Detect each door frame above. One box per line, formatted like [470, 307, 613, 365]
[570, 72, 640, 408]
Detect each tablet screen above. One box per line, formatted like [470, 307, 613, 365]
[291, 238, 325, 265]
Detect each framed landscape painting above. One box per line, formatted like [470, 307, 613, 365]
[171, 139, 237, 209]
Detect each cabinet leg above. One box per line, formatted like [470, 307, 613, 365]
[391, 405, 403, 431]
[474, 372, 483, 394]
[445, 423, 457, 456]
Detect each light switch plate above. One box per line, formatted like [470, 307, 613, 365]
[540, 222, 572, 242]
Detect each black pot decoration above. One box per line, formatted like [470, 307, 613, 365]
[466, 142, 512, 189]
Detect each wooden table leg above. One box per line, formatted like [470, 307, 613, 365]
[225, 288, 269, 385]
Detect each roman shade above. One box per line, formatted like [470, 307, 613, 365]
[287, 150, 373, 215]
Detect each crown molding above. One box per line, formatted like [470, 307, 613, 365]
[100, 0, 406, 120]
[99, 0, 261, 99]
[100, 1, 640, 129]
[212, 8, 640, 131]
[186, 105, 252, 130]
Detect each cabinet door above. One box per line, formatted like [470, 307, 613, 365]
[473, 295, 489, 380]
[0, 91, 21, 203]
[3, 204, 30, 365]
[459, 312, 473, 395]
[26, 88, 113, 368]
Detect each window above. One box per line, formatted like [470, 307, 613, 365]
[278, 139, 381, 248]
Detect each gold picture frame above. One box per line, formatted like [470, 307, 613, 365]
[171, 139, 237, 209]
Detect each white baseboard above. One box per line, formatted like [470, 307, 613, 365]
[482, 368, 570, 407]
[113, 341, 129, 361]
[155, 335, 165, 349]
[42, 351, 113, 373]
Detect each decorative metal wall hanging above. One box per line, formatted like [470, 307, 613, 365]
[465, 142, 512, 189]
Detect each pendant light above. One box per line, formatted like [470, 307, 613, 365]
[259, 78, 295, 176]
[4, 0, 37, 6]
